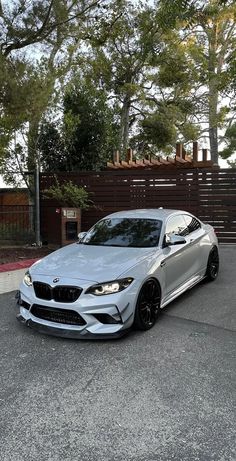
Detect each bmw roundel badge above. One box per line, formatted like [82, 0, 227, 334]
[53, 277, 60, 283]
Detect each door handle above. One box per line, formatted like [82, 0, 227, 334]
[160, 260, 166, 268]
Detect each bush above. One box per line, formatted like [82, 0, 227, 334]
[43, 179, 93, 209]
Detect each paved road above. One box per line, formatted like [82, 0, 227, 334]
[0, 246, 235, 461]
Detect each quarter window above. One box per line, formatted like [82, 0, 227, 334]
[183, 215, 201, 234]
[165, 215, 189, 236]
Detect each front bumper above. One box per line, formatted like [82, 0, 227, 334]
[17, 279, 137, 339]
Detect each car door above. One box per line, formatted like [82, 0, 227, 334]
[161, 214, 198, 298]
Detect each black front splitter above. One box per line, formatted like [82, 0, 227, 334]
[16, 314, 130, 340]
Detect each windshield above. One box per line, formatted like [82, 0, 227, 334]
[81, 217, 162, 248]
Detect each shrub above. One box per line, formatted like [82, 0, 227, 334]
[43, 178, 93, 209]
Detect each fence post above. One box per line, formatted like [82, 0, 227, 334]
[126, 148, 133, 162]
[193, 142, 198, 162]
[176, 143, 183, 158]
[113, 150, 120, 164]
[202, 148, 208, 162]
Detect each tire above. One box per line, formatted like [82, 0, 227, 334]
[205, 247, 219, 281]
[134, 278, 161, 331]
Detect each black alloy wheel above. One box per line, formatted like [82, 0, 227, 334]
[134, 278, 161, 330]
[206, 247, 219, 281]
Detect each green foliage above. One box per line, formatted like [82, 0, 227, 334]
[141, 114, 177, 150]
[220, 123, 236, 159]
[0, 0, 107, 187]
[227, 159, 236, 168]
[0, 0, 103, 57]
[157, 37, 193, 90]
[1, 0, 236, 173]
[38, 121, 66, 171]
[61, 79, 119, 170]
[43, 179, 93, 209]
[136, 97, 200, 155]
[84, 3, 161, 153]
[0, 142, 29, 189]
[179, 122, 200, 141]
[0, 56, 52, 164]
[157, 0, 236, 164]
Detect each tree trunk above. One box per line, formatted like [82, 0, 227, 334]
[209, 125, 218, 165]
[208, 24, 219, 165]
[27, 117, 40, 198]
[209, 81, 219, 164]
[119, 95, 131, 155]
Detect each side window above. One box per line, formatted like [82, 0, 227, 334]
[183, 215, 201, 234]
[166, 215, 189, 236]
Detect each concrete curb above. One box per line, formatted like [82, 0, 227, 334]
[0, 259, 38, 294]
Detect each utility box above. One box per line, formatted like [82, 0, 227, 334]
[40, 206, 82, 247]
[61, 208, 81, 246]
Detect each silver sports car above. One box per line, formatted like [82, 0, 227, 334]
[17, 209, 219, 339]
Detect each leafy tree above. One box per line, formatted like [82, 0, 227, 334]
[0, 56, 58, 190]
[0, 0, 104, 57]
[2, 0, 236, 176]
[0, 0, 111, 189]
[157, 0, 236, 164]
[84, 1, 203, 158]
[220, 123, 236, 165]
[38, 120, 66, 171]
[38, 78, 120, 171]
[63, 82, 119, 170]
[84, 1, 163, 156]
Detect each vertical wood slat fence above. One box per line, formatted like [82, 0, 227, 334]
[40, 168, 236, 244]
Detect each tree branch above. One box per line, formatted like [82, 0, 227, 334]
[3, 0, 100, 56]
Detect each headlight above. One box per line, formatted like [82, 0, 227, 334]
[86, 277, 133, 296]
[24, 270, 32, 287]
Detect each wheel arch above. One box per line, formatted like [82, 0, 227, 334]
[205, 245, 219, 281]
[133, 276, 162, 331]
[138, 276, 162, 299]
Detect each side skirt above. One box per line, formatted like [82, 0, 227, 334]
[160, 274, 205, 309]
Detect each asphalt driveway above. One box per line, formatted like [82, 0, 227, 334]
[0, 245, 235, 461]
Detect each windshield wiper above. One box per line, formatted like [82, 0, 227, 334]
[102, 244, 125, 247]
[81, 242, 126, 247]
[81, 242, 107, 246]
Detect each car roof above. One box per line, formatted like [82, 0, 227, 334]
[106, 208, 190, 220]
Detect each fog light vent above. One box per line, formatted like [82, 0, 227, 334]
[93, 313, 121, 324]
[20, 300, 30, 310]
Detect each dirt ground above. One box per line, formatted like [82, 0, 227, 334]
[0, 247, 54, 265]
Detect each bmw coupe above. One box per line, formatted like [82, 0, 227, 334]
[17, 209, 219, 339]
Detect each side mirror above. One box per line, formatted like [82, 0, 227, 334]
[77, 231, 87, 242]
[165, 233, 186, 246]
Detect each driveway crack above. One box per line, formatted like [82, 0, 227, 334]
[82, 366, 100, 391]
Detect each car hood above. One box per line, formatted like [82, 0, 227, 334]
[30, 243, 159, 283]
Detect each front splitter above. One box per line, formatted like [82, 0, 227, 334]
[16, 314, 129, 340]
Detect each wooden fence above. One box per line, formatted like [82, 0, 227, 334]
[40, 168, 236, 244]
